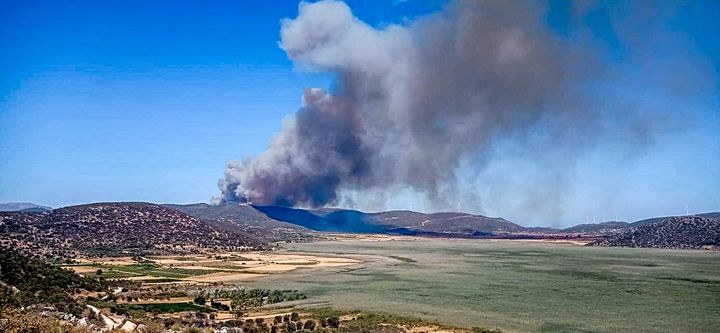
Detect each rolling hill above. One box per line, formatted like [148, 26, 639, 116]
[164, 202, 315, 242]
[591, 216, 720, 249]
[0, 202, 262, 259]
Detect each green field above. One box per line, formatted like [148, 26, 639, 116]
[240, 239, 720, 333]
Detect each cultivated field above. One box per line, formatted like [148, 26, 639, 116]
[236, 238, 720, 333]
[66, 252, 359, 284]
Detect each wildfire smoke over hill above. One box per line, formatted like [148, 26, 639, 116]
[216, 0, 715, 220]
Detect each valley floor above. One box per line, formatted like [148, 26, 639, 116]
[242, 238, 720, 333]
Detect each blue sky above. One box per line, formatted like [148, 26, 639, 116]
[1, 0, 718, 225]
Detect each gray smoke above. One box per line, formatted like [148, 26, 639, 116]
[215, 0, 714, 217]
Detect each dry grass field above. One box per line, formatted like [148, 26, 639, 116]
[66, 252, 360, 284]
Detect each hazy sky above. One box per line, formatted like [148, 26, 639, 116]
[1, 0, 718, 226]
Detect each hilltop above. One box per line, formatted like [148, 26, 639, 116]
[591, 216, 720, 249]
[0, 202, 262, 259]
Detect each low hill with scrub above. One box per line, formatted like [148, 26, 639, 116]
[591, 216, 720, 249]
[0, 202, 263, 259]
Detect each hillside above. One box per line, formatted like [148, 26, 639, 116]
[0, 202, 52, 212]
[255, 206, 524, 235]
[591, 216, 720, 249]
[165, 202, 315, 242]
[0, 202, 261, 259]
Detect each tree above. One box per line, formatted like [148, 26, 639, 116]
[290, 312, 300, 322]
[96, 269, 103, 276]
[193, 294, 206, 305]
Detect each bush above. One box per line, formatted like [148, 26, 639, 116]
[327, 316, 340, 328]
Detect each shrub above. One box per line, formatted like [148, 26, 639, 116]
[304, 320, 317, 330]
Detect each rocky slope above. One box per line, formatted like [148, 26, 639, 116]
[591, 216, 720, 249]
[0, 202, 261, 259]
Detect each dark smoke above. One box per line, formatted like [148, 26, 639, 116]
[215, 0, 715, 219]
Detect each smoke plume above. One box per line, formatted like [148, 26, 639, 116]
[216, 0, 715, 219]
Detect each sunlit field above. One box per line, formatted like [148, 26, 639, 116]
[240, 239, 720, 333]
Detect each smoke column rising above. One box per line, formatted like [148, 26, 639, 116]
[215, 0, 715, 220]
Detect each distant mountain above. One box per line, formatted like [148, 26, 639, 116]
[256, 206, 389, 233]
[165, 202, 314, 242]
[0, 202, 52, 212]
[561, 221, 630, 235]
[591, 216, 720, 249]
[0, 202, 262, 259]
[254, 205, 524, 235]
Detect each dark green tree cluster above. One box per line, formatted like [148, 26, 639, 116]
[0, 250, 108, 314]
[224, 289, 306, 310]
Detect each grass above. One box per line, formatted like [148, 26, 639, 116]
[94, 263, 220, 279]
[239, 239, 720, 333]
[136, 278, 183, 283]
